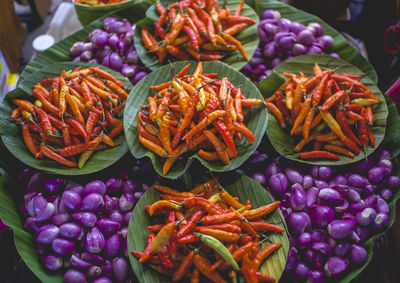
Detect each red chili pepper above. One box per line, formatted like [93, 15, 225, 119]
[299, 150, 340, 160]
[65, 117, 88, 143]
[172, 250, 195, 282]
[177, 210, 205, 238]
[158, 246, 174, 268]
[139, 233, 156, 263]
[39, 145, 77, 167]
[336, 110, 361, 146]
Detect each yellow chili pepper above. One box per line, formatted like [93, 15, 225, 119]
[350, 98, 380, 106]
[148, 200, 182, 216]
[193, 76, 209, 111]
[150, 222, 176, 254]
[171, 80, 190, 115]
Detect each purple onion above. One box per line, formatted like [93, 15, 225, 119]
[80, 50, 93, 62]
[62, 190, 82, 211]
[316, 35, 333, 50]
[33, 193, 47, 216]
[306, 187, 319, 207]
[376, 198, 389, 214]
[287, 212, 309, 235]
[64, 269, 87, 283]
[251, 173, 267, 186]
[81, 253, 106, 265]
[36, 203, 55, 222]
[92, 277, 112, 283]
[314, 179, 329, 190]
[263, 41, 277, 58]
[50, 213, 70, 226]
[319, 188, 345, 206]
[122, 180, 140, 193]
[278, 35, 296, 51]
[381, 188, 393, 201]
[113, 257, 128, 282]
[312, 230, 328, 243]
[387, 175, 400, 189]
[44, 178, 62, 194]
[87, 265, 102, 277]
[303, 175, 313, 189]
[324, 257, 349, 277]
[311, 242, 332, 256]
[105, 232, 122, 258]
[92, 32, 108, 49]
[307, 269, 325, 283]
[298, 29, 315, 46]
[96, 218, 121, 235]
[285, 167, 303, 184]
[119, 192, 136, 212]
[265, 161, 282, 178]
[52, 238, 76, 255]
[350, 244, 367, 264]
[335, 199, 349, 213]
[327, 219, 356, 239]
[298, 232, 312, 249]
[310, 205, 335, 228]
[121, 64, 138, 78]
[289, 184, 306, 211]
[109, 52, 123, 71]
[81, 193, 104, 212]
[82, 180, 106, 196]
[105, 177, 123, 193]
[132, 71, 147, 84]
[59, 222, 82, 239]
[35, 224, 59, 244]
[313, 253, 326, 268]
[24, 217, 40, 232]
[290, 22, 306, 34]
[268, 173, 288, 196]
[349, 200, 366, 215]
[377, 159, 393, 172]
[304, 249, 314, 263]
[72, 212, 97, 228]
[379, 150, 391, 160]
[109, 210, 124, 223]
[368, 167, 391, 184]
[346, 189, 361, 203]
[294, 262, 310, 280]
[292, 43, 307, 56]
[104, 195, 117, 214]
[285, 247, 298, 271]
[70, 254, 93, 269]
[102, 260, 113, 276]
[70, 41, 86, 58]
[42, 254, 63, 271]
[334, 242, 350, 257]
[85, 227, 105, 254]
[308, 22, 323, 37]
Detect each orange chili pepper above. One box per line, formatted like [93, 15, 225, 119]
[254, 243, 283, 270]
[203, 130, 230, 164]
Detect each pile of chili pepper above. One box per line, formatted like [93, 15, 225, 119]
[265, 64, 382, 160]
[137, 62, 264, 175]
[141, 0, 255, 63]
[131, 178, 284, 282]
[9, 66, 128, 168]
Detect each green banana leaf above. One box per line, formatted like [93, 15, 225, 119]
[18, 0, 153, 84]
[0, 173, 63, 283]
[123, 60, 268, 179]
[74, 0, 142, 27]
[134, 0, 260, 71]
[127, 173, 289, 283]
[0, 62, 130, 175]
[258, 54, 387, 166]
[254, 0, 378, 84]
